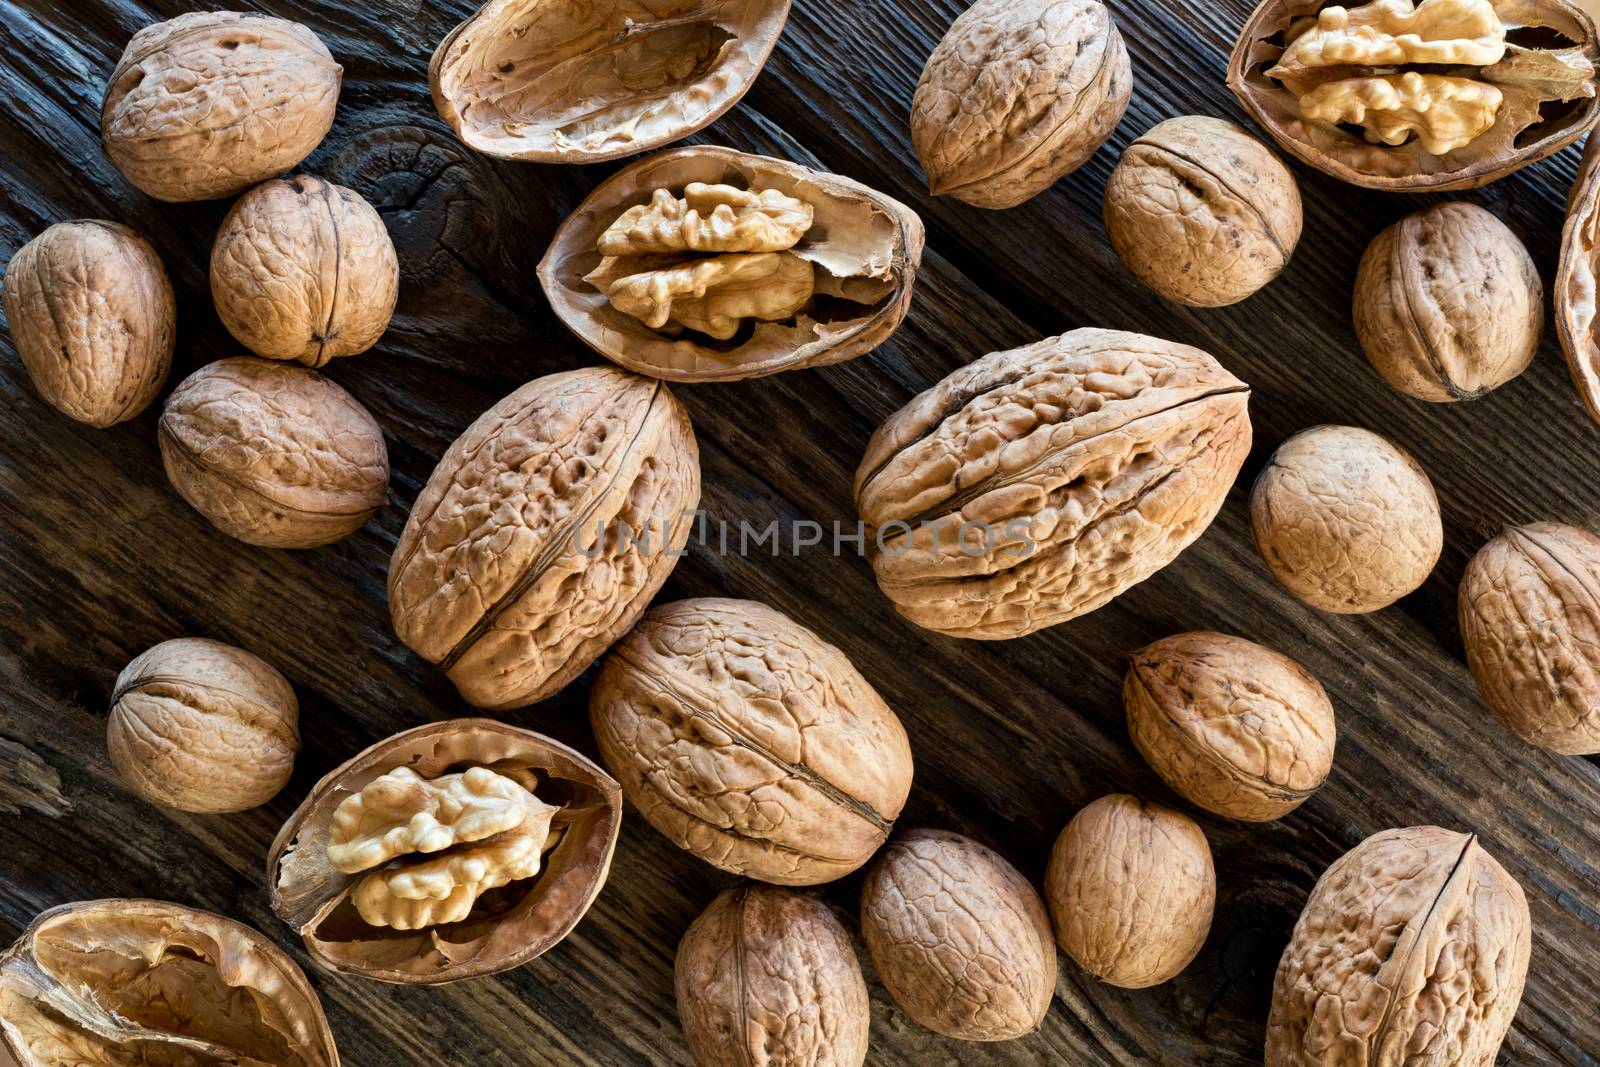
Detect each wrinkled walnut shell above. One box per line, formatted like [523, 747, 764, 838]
[1558, 134, 1600, 422]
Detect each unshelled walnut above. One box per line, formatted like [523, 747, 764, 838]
[0, 899, 339, 1066]
[101, 12, 341, 202]
[1251, 425, 1442, 613]
[590, 598, 913, 885]
[860, 829, 1055, 1041]
[1355, 202, 1540, 401]
[855, 329, 1252, 639]
[107, 637, 299, 814]
[1105, 116, 1302, 307]
[1, 220, 173, 426]
[910, 0, 1132, 209]
[1558, 134, 1600, 422]
[389, 366, 699, 710]
[539, 147, 923, 381]
[211, 176, 399, 366]
[159, 357, 389, 549]
[677, 885, 869, 1067]
[1045, 795, 1215, 988]
[1126, 632, 1335, 821]
[269, 719, 622, 983]
[1266, 826, 1531, 1065]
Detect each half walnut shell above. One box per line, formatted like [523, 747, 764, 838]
[267, 719, 622, 984]
[1559, 134, 1600, 422]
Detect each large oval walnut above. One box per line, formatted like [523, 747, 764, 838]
[539, 147, 923, 381]
[268, 719, 622, 984]
[854, 328, 1252, 639]
[1557, 134, 1600, 422]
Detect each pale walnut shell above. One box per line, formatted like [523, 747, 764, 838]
[0, 899, 339, 1067]
[388, 366, 700, 710]
[159, 357, 390, 549]
[859, 829, 1055, 1041]
[854, 328, 1252, 639]
[1265, 826, 1531, 1065]
[590, 598, 913, 885]
[1355, 201, 1540, 402]
[1104, 116, 1302, 307]
[1557, 133, 1600, 422]
[211, 176, 399, 367]
[101, 11, 341, 202]
[1, 220, 174, 427]
[676, 884, 869, 1067]
[106, 637, 299, 814]
[1460, 522, 1600, 753]
[1251, 425, 1442, 613]
[1045, 794, 1215, 988]
[911, 0, 1132, 209]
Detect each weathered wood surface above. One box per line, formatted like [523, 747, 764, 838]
[1, 0, 1598, 1063]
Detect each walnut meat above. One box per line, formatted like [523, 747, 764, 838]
[676, 884, 869, 1067]
[1104, 116, 1303, 307]
[159, 357, 390, 549]
[859, 829, 1055, 1041]
[854, 329, 1252, 639]
[910, 0, 1132, 209]
[590, 598, 913, 885]
[1266, 826, 1531, 1065]
[1558, 134, 1600, 422]
[1, 220, 174, 426]
[211, 176, 399, 366]
[388, 366, 699, 710]
[101, 12, 341, 202]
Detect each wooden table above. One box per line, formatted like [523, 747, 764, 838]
[2, 0, 1598, 1063]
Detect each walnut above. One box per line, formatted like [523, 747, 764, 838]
[1, 220, 174, 427]
[1125, 633, 1336, 821]
[211, 176, 399, 367]
[910, 0, 1131, 209]
[1355, 202, 1540, 401]
[269, 718, 622, 983]
[106, 637, 299, 814]
[854, 329, 1252, 639]
[859, 829, 1055, 1041]
[1266, 826, 1531, 1065]
[1558, 133, 1600, 422]
[676, 884, 869, 1067]
[1044, 794, 1215, 988]
[101, 12, 342, 202]
[540, 147, 923, 381]
[590, 598, 913, 885]
[388, 366, 699, 710]
[159, 357, 390, 549]
[1250, 425, 1442, 613]
[1104, 116, 1303, 307]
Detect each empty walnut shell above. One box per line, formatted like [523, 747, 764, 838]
[268, 719, 622, 984]
[1558, 134, 1600, 422]
[0, 899, 339, 1066]
[539, 147, 922, 381]
[430, 0, 790, 163]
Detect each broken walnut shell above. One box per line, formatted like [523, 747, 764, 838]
[1557, 134, 1600, 422]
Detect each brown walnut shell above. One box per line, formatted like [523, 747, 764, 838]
[1557, 134, 1600, 422]
[389, 366, 699, 710]
[0, 899, 339, 1066]
[268, 718, 622, 984]
[538, 147, 923, 381]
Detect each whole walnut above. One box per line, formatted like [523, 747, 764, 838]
[1355, 202, 1541, 402]
[101, 12, 341, 202]
[159, 357, 389, 548]
[211, 176, 399, 366]
[860, 829, 1055, 1041]
[1045, 794, 1215, 988]
[1251, 425, 1442, 613]
[106, 637, 298, 814]
[1105, 116, 1302, 307]
[911, 0, 1131, 209]
[1, 220, 174, 426]
[676, 884, 869, 1067]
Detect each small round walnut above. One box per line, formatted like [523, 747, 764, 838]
[212, 176, 399, 366]
[1105, 116, 1302, 307]
[1355, 202, 1541, 402]
[1251, 425, 1442, 613]
[106, 637, 298, 814]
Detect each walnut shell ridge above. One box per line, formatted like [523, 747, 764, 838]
[1557, 133, 1600, 423]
